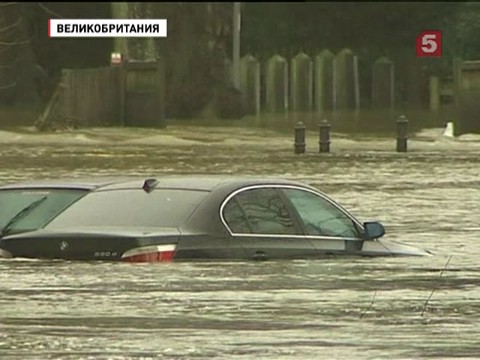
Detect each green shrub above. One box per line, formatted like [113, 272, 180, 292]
[166, 80, 213, 119]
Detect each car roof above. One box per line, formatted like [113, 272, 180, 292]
[0, 177, 126, 191]
[96, 176, 313, 192]
[0, 175, 314, 193]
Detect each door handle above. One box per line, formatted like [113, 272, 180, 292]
[252, 251, 268, 261]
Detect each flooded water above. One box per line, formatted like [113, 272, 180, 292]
[1, 125, 480, 359]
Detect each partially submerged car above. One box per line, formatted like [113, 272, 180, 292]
[0, 176, 431, 261]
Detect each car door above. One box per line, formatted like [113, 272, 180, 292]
[280, 187, 364, 255]
[221, 186, 317, 260]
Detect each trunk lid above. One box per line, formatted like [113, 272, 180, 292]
[0, 227, 180, 262]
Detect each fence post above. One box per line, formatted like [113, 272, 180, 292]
[319, 119, 331, 153]
[396, 115, 408, 152]
[265, 54, 289, 113]
[294, 121, 306, 154]
[290, 52, 313, 112]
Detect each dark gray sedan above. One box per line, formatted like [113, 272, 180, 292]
[0, 176, 431, 261]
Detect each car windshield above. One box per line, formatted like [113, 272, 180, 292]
[0, 188, 88, 235]
[45, 189, 209, 229]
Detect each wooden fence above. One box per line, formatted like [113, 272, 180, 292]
[62, 66, 123, 127]
[230, 49, 454, 117]
[454, 60, 480, 135]
[36, 49, 462, 132]
[37, 60, 166, 130]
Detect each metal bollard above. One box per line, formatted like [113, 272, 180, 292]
[319, 119, 331, 153]
[396, 115, 408, 152]
[294, 121, 306, 154]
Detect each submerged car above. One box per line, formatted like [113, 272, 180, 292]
[0, 176, 431, 261]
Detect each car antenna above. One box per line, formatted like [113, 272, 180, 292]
[142, 178, 159, 193]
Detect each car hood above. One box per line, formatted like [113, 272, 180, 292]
[362, 238, 433, 257]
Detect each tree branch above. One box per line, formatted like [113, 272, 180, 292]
[37, 2, 65, 19]
[421, 255, 453, 317]
[0, 38, 32, 46]
[0, 79, 17, 90]
[0, 18, 21, 33]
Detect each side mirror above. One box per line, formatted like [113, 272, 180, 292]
[363, 221, 385, 240]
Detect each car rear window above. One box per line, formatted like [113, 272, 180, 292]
[46, 189, 209, 229]
[0, 188, 88, 234]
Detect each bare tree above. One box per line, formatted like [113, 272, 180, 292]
[111, 2, 156, 61]
[0, 2, 42, 106]
[110, 2, 240, 118]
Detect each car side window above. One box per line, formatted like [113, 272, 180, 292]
[224, 188, 297, 235]
[282, 188, 360, 238]
[223, 198, 251, 233]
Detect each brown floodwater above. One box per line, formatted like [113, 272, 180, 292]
[0, 124, 479, 359]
